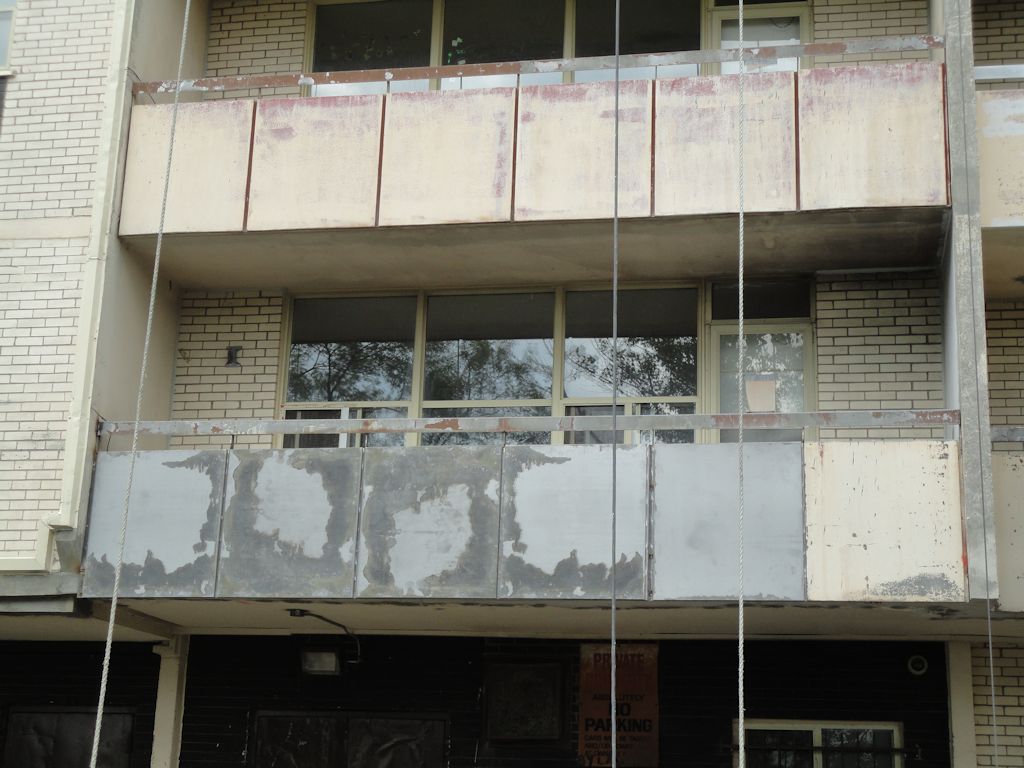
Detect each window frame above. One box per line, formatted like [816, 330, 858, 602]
[735, 720, 904, 768]
[280, 282, 705, 448]
[0, 1, 15, 75]
[304, 0, 811, 89]
[704, 317, 817, 444]
[708, 2, 812, 74]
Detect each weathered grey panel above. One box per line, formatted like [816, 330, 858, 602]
[652, 443, 805, 600]
[217, 450, 360, 598]
[357, 447, 501, 598]
[83, 451, 225, 598]
[499, 446, 647, 599]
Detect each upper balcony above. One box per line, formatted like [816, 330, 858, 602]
[976, 65, 1024, 299]
[117, 30, 952, 291]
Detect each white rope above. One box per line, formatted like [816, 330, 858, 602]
[610, 1, 622, 767]
[88, 2, 193, 765]
[736, 0, 748, 766]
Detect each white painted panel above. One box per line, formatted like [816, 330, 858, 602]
[119, 101, 253, 235]
[515, 80, 652, 221]
[655, 73, 796, 215]
[378, 88, 515, 226]
[799, 63, 947, 210]
[978, 91, 1024, 228]
[248, 95, 383, 231]
[652, 443, 804, 600]
[804, 440, 964, 601]
[994, 452, 1024, 611]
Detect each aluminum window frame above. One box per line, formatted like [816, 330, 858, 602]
[708, 2, 812, 74]
[0, 1, 16, 74]
[281, 282, 702, 447]
[735, 720, 904, 768]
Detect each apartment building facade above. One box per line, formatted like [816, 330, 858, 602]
[0, 0, 1023, 766]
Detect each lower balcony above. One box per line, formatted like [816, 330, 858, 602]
[83, 428, 964, 605]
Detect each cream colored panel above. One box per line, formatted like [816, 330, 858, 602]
[515, 80, 652, 221]
[994, 452, 1024, 611]
[799, 63, 947, 210]
[378, 88, 515, 226]
[805, 440, 964, 602]
[248, 96, 383, 231]
[978, 91, 1024, 228]
[656, 73, 796, 216]
[120, 101, 253, 235]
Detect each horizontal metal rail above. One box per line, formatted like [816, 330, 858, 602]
[975, 64, 1024, 82]
[133, 34, 944, 96]
[991, 426, 1024, 442]
[99, 409, 959, 437]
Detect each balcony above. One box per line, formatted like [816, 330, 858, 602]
[976, 68, 1024, 298]
[117, 45, 950, 291]
[83, 413, 965, 605]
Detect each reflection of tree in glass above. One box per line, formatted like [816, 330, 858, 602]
[288, 342, 413, 402]
[565, 337, 697, 397]
[425, 339, 552, 401]
[722, 332, 804, 372]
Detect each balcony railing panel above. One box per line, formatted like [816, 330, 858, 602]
[993, 451, 1024, 611]
[83, 439, 965, 604]
[379, 88, 516, 226]
[805, 440, 964, 601]
[514, 79, 652, 221]
[798, 63, 948, 210]
[651, 442, 805, 601]
[978, 89, 1024, 229]
[248, 95, 383, 231]
[120, 100, 253, 236]
[655, 72, 797, 216]
[119, 61, 950, 237]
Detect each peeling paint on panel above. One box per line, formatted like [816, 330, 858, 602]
[651, 443, 805, 601]
[216, 450, 360, 598]
[83, 451, 226, 598]
[357, 447, 501, 598]
[871, 572, 963, 600]
[498, 446, 646, 599]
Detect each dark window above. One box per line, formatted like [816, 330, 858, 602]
[288, 297, 416, 403]
[3, 711, 133, 768]
[564, 288, 698, 399]
[442, 0, 564, 65]
[746, 728, 814, 768]
[712, 279, 811, 320]
[575, 0, 701, 57]
[424, 293, 554, 402]
[485, 663, 563, 741]
[313, 0, 433, 72]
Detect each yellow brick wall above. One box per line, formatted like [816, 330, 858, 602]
[973, 643, 1024, 767]
[988, 299, 1024, 451]
[171, 291, 284, 448]
[815, 271, 945, 438]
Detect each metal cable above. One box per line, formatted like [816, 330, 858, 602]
[87, 2, 193, 765]
[736, 1, 748, 767]
[610, 1, 622, 767]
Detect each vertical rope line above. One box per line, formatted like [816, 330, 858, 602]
[736, 1, 748, 767]
[88, 2, 193, 766]
[610, 2, 622, 768]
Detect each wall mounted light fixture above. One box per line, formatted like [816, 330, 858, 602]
[225, 346, 242, 367]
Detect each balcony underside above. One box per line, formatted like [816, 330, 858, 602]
[121, 206, 947, 291]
